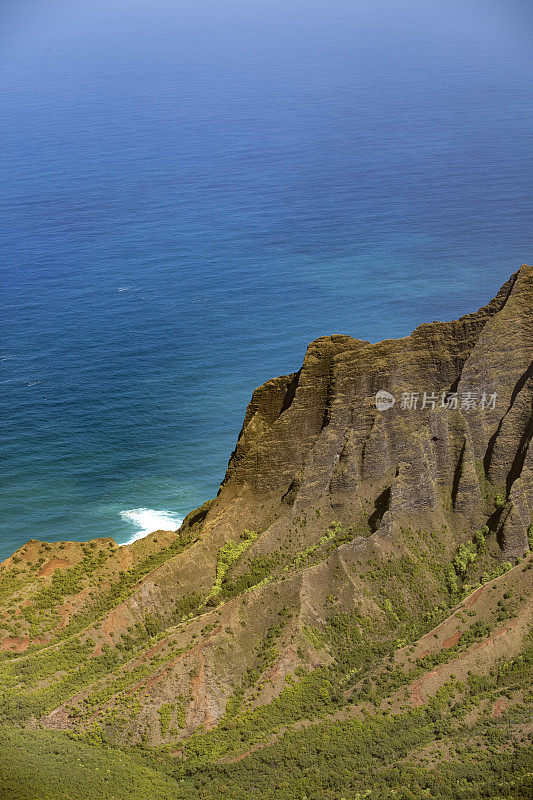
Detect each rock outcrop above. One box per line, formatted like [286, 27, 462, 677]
[204, 263, 532, 559]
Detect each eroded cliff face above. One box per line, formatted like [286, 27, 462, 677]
[204, 263, 532, 557]
[1, 265, 531, 747]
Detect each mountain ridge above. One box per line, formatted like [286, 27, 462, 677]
[0, 266, 532, 799]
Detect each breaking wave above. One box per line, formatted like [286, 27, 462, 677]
[120, 508, 182, 544]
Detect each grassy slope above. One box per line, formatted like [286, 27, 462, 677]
[1, 641, 531, 800]
[1, 558, 531, 800]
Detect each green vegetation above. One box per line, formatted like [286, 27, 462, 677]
[0, 727, 180, 800]
[444, 526, 500, 596]
[158, 703, 174, 738]
[219, 553, 280, 599]
[206, 529, 259, 603]
[1, 641, 531, 799]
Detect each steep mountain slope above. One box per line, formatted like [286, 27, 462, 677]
[0, 266, 531, 799]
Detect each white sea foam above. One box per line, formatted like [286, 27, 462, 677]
[120, 508, 182, 545]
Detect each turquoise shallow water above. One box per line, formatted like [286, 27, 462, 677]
[1, 0, 532, 559]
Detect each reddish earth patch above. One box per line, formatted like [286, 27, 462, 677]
[100, 606, 128, 639]
[234, 745, 260, 761]
[141, 639, 166, 661]
[37, 557, 71, 578]
[58, 609, 71, 630]
[188, 650, 220, 727]
[0, 636, 30, 653]
[463, 585, 484, 608]
[42, 709, 70, 731]
[264, 646, 297, 685]
[119, 548, 134, 570]
[125, 640, 197, 697]
[190, 651, 206, 696]
[418, 650, 431, 659]
[442, 631, 461, 649]
[0, 633, 49, 653]
[144, 671, 166, 691]
[492, 699, 508, 718]
[410, 678, 428, 708]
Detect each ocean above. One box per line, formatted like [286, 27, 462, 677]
[1, 0, 531, 559]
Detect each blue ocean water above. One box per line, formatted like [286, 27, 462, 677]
[0, 0, 531, 559]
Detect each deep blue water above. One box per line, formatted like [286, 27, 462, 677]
[1, 0, 531, 559]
